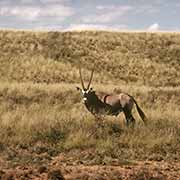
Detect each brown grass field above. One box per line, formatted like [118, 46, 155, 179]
[0, 30, 180, 179]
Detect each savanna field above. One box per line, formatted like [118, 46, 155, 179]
[0, 30, 180, 179]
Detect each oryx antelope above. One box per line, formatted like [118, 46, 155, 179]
[77, 67, 147, 126]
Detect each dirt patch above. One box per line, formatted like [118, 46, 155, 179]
[59, 162, 180, 180]
[0, 154, 180, 180]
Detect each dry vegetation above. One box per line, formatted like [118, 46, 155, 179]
[0, 30, 180, 179]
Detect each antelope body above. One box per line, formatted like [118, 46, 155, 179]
[77, 67, 147, 126]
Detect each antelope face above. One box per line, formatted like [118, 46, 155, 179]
[76, 87, 93, 102]
[78, 65, 95, 102]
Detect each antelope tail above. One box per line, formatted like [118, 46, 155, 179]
[133, 98, 147, 124]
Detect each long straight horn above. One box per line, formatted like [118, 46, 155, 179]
[79, 67, 85, 89]
[87, 65, 95, 89]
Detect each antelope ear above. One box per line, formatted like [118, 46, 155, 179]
[76, 87, 81, 91]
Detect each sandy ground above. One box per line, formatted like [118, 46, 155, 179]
[0, 154, 180, 180]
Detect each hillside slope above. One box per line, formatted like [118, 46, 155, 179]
[0, 30, 180, 87]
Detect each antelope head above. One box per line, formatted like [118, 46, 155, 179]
[77, 66, 95, 102]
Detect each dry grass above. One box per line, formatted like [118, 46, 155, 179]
[0, 30, 180, 86]
[0, 30, 180, 166]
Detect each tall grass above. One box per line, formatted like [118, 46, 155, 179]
[0, 82, 179, 164]
[0, 30, 179, 165]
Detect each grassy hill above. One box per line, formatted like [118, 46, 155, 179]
[0, 30, 180, 168]
[0, 30, 180, 86]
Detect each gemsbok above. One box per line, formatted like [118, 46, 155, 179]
[77, 67, 147, 126]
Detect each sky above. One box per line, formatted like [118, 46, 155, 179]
[0, 0, 179, 31]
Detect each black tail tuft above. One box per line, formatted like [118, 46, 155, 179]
[133, 98, 147, 124]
